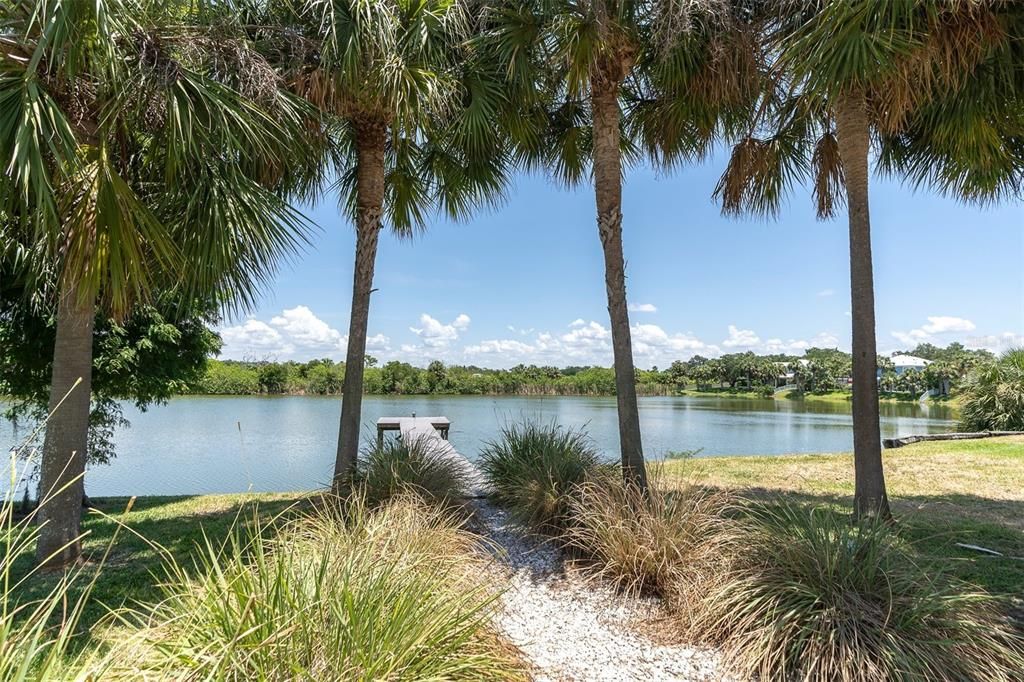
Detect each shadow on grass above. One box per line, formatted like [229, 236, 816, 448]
[6, 492, 316, 652]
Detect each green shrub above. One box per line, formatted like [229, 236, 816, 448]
[566, 475, 730, 597]
[305, 362, 344, 394]
[691, 504, 1024, 681]
[357, 436, 472, 512]
[478, 420, 608, 532]
[194, 360, 260, 394]
[112, 497, 524, 680]
[958, 348, 1024, 432]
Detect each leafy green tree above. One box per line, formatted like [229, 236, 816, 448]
[715, 1, 1024, 518]
[1, 276, 221, 466]
[258, 363, 290, 394]
[1, 0, 313, 566]
[485, 0, 762, 490]
[426, 361, 449, 394]
[691, 360, 723, 390]
[306, 363, 344, 395]
[667, 361, 689, 389]
[242, 0, 512, 488]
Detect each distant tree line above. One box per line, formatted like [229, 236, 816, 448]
[185, 343, 995, 398]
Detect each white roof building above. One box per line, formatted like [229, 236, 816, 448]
[890, 354, 931, 373]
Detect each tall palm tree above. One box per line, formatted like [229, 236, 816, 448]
[0, 0, 316, 567]
[243, 0, 511, 489]
[481, 0, 762, 489]
[716, 0, 1024, 518]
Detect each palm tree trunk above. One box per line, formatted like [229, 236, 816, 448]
[835, 90, 891, 520]
[591, 76, 648, 492]
[36, 284, 94, 568]
[333, 119, 386, 491]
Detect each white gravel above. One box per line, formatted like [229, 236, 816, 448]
[475, 501, 728, 682]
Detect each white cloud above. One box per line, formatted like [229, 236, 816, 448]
[218, 306, 388, 361]
[722, 325, 760, 349]
[507, 325, 535, 336]
[270, 306, 344, 350]
[629, 303, 658, 313]
[761, 332, 839, 355]
[631, 323, 720, 364]
[891, 315, 976, 347]
[409, 313, 471, 348]
[921, 316, 976, 334]
[965, 332, 1024, 354]
[464, 339, 537, 355]
[461, 319, 843, 368]
[366, 334, 391, 352]
[817, 289, 835, 298]
[220, 319, 291, 359]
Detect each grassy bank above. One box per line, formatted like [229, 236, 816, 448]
[676, 387, 960, 406]
[662, 436, 1024, 596]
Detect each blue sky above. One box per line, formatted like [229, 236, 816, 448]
[219, 150, 1024, 369]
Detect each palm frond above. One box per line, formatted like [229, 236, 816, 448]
[811, 130, 844, 219]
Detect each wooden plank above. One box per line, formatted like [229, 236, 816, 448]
[377, 416, 450, 431]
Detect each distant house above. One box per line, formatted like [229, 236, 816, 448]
[775, 359, 808, 387]
[888, 354, 931, 375]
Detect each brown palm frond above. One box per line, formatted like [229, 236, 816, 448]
[876, 3, 1005, 133]
[811, 130, 844, 219]
[687, 28, 761, 111]
[289, 67, 343, 114]
[715, 136, 788, 217]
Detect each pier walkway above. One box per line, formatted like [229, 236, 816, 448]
[376, 416, 488, 496]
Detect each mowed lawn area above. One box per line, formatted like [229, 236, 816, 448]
[663, 436, 1024, 603]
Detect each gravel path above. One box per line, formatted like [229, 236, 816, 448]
[475, 502, 728, 682]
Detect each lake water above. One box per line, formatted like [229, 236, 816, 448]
[1, 395, 956, 497]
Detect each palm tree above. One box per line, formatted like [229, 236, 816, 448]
[959, 349, 1024, 432]
[0, 0, 316, 567]
[481, 0, 762, 489]
[716, 0, 1024, 518]
[243, 0, 511, 489]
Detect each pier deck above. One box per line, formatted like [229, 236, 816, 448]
[376, 416, 487, 496]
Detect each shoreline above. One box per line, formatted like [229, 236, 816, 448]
[172, 389, 960, 407]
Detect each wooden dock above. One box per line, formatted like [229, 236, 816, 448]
[376, 416, 488, 496]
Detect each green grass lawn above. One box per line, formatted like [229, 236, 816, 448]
[662, 436, 1024, 603]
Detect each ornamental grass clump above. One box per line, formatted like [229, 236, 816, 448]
[0, 496, 98, 682]
[357, 435, 472, 514]
[691, 504, 1024, 681]
[112, 496, 523, 680]
[566, 474, 731, 599]
[0, 426, 123, 681]
[478, 420, 608, 532]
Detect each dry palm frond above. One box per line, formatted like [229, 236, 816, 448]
[875, 3, 1005, 134]
[715, 134, 803, 218]
[811, 130, 844, 219]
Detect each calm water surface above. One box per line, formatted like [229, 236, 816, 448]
[1, 395, 955, 496]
